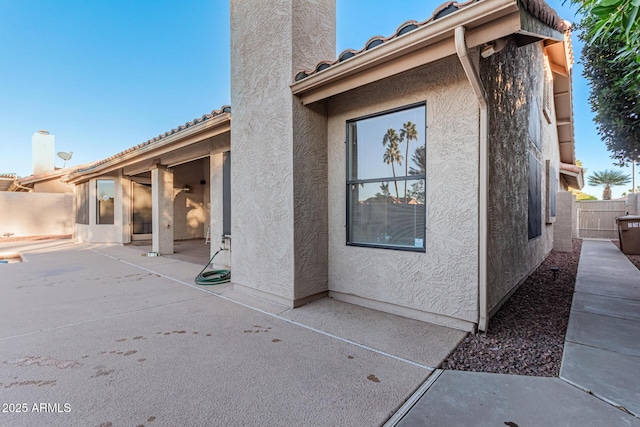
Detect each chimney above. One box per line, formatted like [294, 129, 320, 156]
[32, 130, 55, 175]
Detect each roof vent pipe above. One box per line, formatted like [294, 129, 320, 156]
[455, 26, 489, 333]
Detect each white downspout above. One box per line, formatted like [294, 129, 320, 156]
[455, 26, 489, 332]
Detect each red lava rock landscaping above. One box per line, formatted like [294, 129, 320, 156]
[441, 239, 582, 377]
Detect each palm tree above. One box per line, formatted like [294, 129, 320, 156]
[587, 169, 631, 200]
[409, 145, 426, 176]
[382, 128, 402, 201]
[400, 121, 418, 201]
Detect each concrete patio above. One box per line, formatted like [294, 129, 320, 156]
[4, 238, 639, 426]
[0, 239, 465, 427]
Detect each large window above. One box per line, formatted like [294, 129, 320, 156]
[346, 103, 426, 251]
[96, 179, 115, 225]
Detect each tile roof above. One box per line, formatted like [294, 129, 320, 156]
[0, 174, 31, 192]
[73, 105, 231, 174]
[521, 0, 568, 33]
[294, 0, 568, 82]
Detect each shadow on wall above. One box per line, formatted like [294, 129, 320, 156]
[173, 191, 206, 240]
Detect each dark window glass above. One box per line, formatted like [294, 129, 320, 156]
[132, 182, 152, 234]
[528, 154, 542, 239]
[76, 182, 89, 225]
[547, 161, 557, 221]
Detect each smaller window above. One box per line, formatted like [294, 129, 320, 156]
[546, 160, 557, 224]
[528, 154, 542, 239]
[96, 179, 115, 225]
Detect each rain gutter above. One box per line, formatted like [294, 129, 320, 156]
[455, 26, 488, 332]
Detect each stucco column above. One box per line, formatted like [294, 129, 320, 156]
[230, 0, 334, 306]
[553, 191, 575, 252]
[209, 152, 229, 267]
[120, 174, 132, 244]
[152, 165, 174, 255]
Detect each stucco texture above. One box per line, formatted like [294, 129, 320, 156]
[230, 0, 334, 303]
[327, 56, 479, 327]
[481, 39, 560, 314]
[0, 192, 73, 237]
[172, 159, 208, 241]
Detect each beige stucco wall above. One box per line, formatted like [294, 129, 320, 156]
[553, 191, 575, 252]
[0, 192, 73, 237]
[230, 0, 334, 305]
[209, 152, 230, 267]
[75, 173, 125, 243]
[172, 159, 208, 241]
[482, 39, 560, 314]
[327, 56, 480, 329]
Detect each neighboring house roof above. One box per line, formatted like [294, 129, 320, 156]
[0, 174, 31, 192]
[294, 0, 566, 83]
[65, 105, 231, 183]
[19, 164, 93, 187]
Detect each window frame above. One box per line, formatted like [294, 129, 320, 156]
[345, 101, 427, 252]
[96, 178, 115, 225]
[76, 181, 90, 225]
[528, 153, 542, 240]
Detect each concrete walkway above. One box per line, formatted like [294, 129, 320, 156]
[561, 239, 640, 416]
[393, 239, 640, 426]
[0, 239, 465, 427]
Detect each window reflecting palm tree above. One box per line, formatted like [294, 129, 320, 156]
[382, 128, 402, 201]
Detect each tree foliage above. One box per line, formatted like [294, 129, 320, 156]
[575, 5, 640, 165]
[572, 189, 599, 200]
[572, 0, 640, 82]
[587, 169, 631, 199]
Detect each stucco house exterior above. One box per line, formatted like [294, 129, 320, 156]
[56, 0, 580, 332]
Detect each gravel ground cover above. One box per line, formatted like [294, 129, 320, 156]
[441, 239, 582, 377]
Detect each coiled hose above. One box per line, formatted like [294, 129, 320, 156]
[195, 249, 231, 285]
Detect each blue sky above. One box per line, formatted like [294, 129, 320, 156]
[0, 0, 629, 198]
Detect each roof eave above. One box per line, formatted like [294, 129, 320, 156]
[560, 162, 584, 189]
[291, 0, 522, 104]
[65, 113, 231, 184]
[545, 30, 575, 165]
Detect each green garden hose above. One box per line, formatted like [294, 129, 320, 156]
[195, 249, 231, 285]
